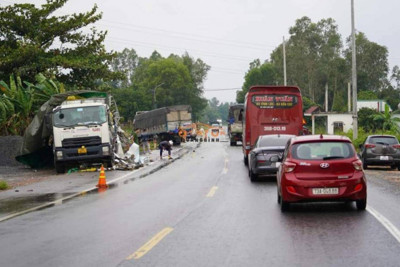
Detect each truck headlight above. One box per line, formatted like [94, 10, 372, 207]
[102, 146, 110, 155]
[56, 151, 63, 160]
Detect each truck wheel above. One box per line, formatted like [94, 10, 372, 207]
[55, 162, 65, 174]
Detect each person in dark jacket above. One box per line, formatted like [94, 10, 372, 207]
[159, 140, 173, 159]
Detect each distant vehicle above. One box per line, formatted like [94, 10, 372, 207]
[276, 134, 367, 212]
[359, 135, 400, 170]
[227, 104, 243, 146]
[248, 134, 295, 182]
[134, 105, 192, 145]
[242, 86, 304, 166]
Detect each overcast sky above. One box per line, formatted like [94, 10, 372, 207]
[3, 0, 400, 103]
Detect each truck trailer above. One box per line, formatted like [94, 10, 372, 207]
[134, 105, 192, 145]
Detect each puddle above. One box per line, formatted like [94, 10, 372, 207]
[0, 193, 76, 216]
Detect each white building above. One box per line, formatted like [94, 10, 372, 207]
[357, 100, 392, 112]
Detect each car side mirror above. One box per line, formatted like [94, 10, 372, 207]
[270, 155, 279, 162]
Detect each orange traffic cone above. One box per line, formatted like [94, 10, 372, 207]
[97, 165, 108, 189]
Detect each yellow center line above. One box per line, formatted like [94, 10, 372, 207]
[126, 227, 174, 260]
[206, 186, 218, 197]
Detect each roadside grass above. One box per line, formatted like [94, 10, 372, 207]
[0, 180, 8, 190]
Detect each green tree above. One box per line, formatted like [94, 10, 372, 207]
[110, 48, 139, 88]
[270, 17, 344, 105]
[116, 51, 209, 122]
[357, 107, 380, 132]
[344, 32, 389, 92]
[236, 61, 277, 103]
[0, 0, 120, 88]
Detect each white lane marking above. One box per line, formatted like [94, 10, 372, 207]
[222, 159, 229, 174]
[367, 206, 400, 243]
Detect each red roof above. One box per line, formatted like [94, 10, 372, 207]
[304, 106, 320, 115]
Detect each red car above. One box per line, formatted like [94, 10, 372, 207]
[276, 135, 367, 211]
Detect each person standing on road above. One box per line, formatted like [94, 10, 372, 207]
[141, 129, 151, 154]
[159, 140, 173, 160]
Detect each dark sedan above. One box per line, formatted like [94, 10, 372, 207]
[359, 135, 400, 170]
[248, 134, 295, 181]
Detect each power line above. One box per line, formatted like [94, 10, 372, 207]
[101, 19, 277, 50]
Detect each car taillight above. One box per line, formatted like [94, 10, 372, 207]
[353, 159, 363, 171]
[392, 144, 400, 149]
[283, 162, 296, 173]
[365, 144, 375, 148]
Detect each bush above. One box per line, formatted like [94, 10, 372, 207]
[0, 180, 8, 190]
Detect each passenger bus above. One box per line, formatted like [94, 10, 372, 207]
[242, 85, 304, 165]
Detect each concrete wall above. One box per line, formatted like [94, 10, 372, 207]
[357, 100, 392, 112]
[326, 114, 353, 134]
[0, 136, 24, 166]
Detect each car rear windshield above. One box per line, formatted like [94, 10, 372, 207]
[259, 137, 291, 147]
[291, 141, 355, 160]
[369, 136, 398, 145]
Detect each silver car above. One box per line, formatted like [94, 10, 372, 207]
[248, 134, 295, 181]
[359, 135, 400, 170]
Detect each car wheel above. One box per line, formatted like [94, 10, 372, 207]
[356, 199, 367, 211]
[243, 155, 248, 166]
[362, 158, 368, 170]
[280, 199, 290, 212]
[249, 169, 257, 182]
[277, 190, 281, 204]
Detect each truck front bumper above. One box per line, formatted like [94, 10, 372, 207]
[54, 144, 112, 164]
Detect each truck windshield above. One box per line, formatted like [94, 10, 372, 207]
[53, 105, 107, 127]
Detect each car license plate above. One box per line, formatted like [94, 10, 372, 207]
[312, 188, 339, 195]
[78, 147, 87, 154]
[380, 156, 389, 160]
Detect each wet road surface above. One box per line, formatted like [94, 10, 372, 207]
[0, 142, 400, 266]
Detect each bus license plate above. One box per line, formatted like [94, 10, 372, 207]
[312, 188, 339, 195]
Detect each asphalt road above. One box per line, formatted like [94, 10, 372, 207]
[0, 142, 400, 267]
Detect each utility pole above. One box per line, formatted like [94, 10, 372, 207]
[152, 82, 164, 109]
[283, 36, 287, 86]
[351, 0, 358, 139]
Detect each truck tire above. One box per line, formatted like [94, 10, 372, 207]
[55, 162, 65, 174]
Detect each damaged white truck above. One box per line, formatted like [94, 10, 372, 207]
[16, 91, 126, 173]
[52, 96, 116, 173]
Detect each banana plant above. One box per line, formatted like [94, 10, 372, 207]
[372, 104, 400, 133]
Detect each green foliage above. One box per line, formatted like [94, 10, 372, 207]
[358, 90, 378, 100]
[0, 74, 63, 135]
[0, 0, 121, 88]
[199, 98, 230, 123]
[113, 51, 209, 122]
[270, 17, 344, 105]
[358, 107, 380, 132]
[236, 61, 278, 103]
[345, 32, 389, 92]
[331, 90, 347, 112]
[0, 180, 8, 190]
[372, 104, 400, 133]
